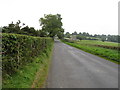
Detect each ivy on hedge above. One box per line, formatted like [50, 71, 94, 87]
[2, 33, 53, 75]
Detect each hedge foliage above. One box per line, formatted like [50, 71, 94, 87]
[2, 33, 53, 75]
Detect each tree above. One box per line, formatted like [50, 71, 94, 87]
[39, 30, 47, 37]
[39, 14, 64, 39]
[57, 28, 64, 39]
[21, 26, 30, 35]
[76, 35, 86, 40]
[76, 35, 82, 40]
[101, 34, 106, 42]
[2, 20, 23, 34]
[72, 31, 77, 35]
[79, 32, 82, 35]
[2, 22, 15, 33]
[65, 32, 71, 38]
[82, 32, 87, 36]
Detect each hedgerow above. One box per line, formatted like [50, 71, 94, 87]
[2, 33, 53, 76]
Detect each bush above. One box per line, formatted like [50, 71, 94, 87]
[2, 33, 53, 75]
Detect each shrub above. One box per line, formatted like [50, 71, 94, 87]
[2, 33, 53, 76]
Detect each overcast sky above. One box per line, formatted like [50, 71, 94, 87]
[0, 0, 119, 35]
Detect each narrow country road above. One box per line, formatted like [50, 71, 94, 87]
[46, 40, 118, 88]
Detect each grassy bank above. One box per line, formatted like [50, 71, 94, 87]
[62, 40, 119, 64]
[3, 43, 53, 88]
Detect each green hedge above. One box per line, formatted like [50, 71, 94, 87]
[2, 33, 53, 75]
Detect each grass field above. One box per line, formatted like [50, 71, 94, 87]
[62, 40, 119, 64]
[76, 40, 118, 47]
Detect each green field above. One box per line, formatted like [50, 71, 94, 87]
[62, 40, 119, 64]
[76, 40, 118, 47]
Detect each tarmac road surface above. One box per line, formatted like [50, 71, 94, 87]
[46, 40, 118, 88]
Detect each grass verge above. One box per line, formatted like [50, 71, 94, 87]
[62, 40, 119, 64]
[2, 43, 53, 88]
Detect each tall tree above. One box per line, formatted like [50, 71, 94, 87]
[39, 14, 64, 38]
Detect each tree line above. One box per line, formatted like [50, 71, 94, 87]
[2, 13, 119, 43]
[64, 31, 120, 43]
[2, 14, 64, 39]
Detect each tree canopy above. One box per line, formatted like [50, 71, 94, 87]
[39, 14, 64, 39]
[2, 20, 40, 36]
